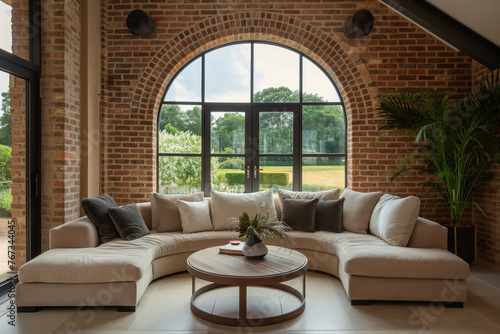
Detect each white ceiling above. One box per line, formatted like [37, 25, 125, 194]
[426, 0, 500, 47]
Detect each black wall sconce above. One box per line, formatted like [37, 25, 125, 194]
[343, 9, 375, 39]
[126, 9, 156, 38]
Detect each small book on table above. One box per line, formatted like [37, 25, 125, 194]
[219, 242, 244, 255]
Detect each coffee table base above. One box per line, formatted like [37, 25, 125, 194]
[190, 281, 306, 327]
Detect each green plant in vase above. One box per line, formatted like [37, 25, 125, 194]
[375, 70, 500, 262]
[232, 204, 291, 259]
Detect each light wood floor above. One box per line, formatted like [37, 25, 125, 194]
[0, 263, 499, 333]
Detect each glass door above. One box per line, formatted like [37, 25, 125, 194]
[205, 105, 251, 195]
[0, 68, 39, 284]
[0, 0, 41, 298]
[205, 104, 299, 194]
[252, 105, 299, 192]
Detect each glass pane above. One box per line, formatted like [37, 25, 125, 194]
[164, 58, 201, 102]
[158, 156, 201, 194]
[303, 58, 341, 103]
[158, 105, 202, 153]
[0, 71, 26, 281]
[205, 44, 251, 102]
[302, 157, 345, 192]
[260, 112, 293, 154]
[303, 105, 345, 154]
[0, 0, 30, 61]
[259, 157, 292, 191]
[254, 44, 299, 103]
[211, 112, 245, 154]
[211, 157, 245, 193]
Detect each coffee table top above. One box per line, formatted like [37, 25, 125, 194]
[187, 245, 307, 285]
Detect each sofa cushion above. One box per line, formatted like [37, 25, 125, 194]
[81, 194, 120, 243]
[274, 231, 469, 280]
[278, 188, 340, 209]
[315, 198, 344, 233]
[369, 194, 420, 247]
[338, 240, 470, 280]
[178, 199, 213, 233]
[150, 192, 204, 232]
[108, 204, 150, 241]
[18, 247, 152, 283]
[281, 198, 318, 232]
[19, 230, 241, 284]
[210, 189, 277, 230]
[340, 188, 383, 234]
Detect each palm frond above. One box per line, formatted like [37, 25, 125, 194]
[374, 71, 500, 225]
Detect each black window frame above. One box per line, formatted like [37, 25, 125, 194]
[157, 41, 347, 196]
[0, 0, 42, 296]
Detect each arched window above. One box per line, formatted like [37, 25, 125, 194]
[158, 42, 346, 196]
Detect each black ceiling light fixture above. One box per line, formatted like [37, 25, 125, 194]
[126, 9, 156, 38]
[343, 9, 375, 39]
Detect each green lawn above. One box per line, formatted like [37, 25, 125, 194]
[217, 165, 345, 190]
[218, 165, 345, 174]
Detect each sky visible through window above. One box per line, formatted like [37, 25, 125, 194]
[164, 43, 340, 103]
[0, 2, 12, 99]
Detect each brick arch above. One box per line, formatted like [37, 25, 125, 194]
[133, 11, 373, 122]
[128, 11, 375, 194]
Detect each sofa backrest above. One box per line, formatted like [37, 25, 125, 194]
[136, 195, 446, 250]
[136, 196, 283, 231]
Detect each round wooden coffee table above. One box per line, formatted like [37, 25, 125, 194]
[187, 245, 308, 327]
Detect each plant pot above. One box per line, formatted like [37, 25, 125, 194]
[445, 224, 476, 264]
[242, 236, 268, 260]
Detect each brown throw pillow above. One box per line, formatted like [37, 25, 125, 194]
[150, 192, 204, 232]
[281, 198, 319, 232]
[315, 198, 345, 233]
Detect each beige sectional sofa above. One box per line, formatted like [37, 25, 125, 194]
[16, 197, 470, 312]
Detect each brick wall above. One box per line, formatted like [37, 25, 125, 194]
[37, 0, 500, 268]
[100, 0, 471, 217]
[40, 0, 81, 253]
[9, 0, 30, 269]
[471, 61, 500, 266]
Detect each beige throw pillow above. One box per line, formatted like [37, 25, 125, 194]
[278, 188, 341, 209]
[177, 200, 213, 234]
[369, 194, 420, 246]
[211, 189, 277, 230]
[150, 192, 204, 232]
[340, 187, 383, 234]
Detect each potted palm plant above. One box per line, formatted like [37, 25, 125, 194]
[232, 204, 291, 259]
[375, 70, 500, 263]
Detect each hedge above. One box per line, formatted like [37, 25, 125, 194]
[223, 172, 289, 186]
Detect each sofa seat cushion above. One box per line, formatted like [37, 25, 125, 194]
[334, 233, 470, 280]
[18, 245, 154, 284]
[272, 231, 469, 280]
[19, 230, 240, 284]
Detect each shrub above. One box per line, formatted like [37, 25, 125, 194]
[260, 172, 289, 186]
[0, 187, 12, 216]
[224, 172, 245, 186]
[223, 172, 289, 186]
[158, 130, 221, 193]
[0, 144, 11, 190]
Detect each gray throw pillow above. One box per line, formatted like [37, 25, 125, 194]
[81, 194, 120, 243]
[108, 204, 150, 241]
[281, 198, 319, 232]
[315, 198, 345, 233]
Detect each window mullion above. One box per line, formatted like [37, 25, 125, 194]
[293, 106, 302, 191]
